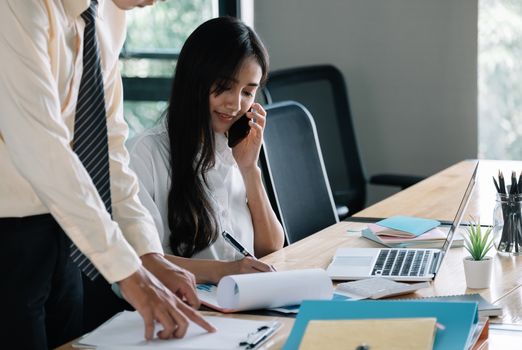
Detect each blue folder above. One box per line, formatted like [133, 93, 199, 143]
[283, 300, 478, 350]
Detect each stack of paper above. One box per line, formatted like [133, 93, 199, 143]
[360, 216, 463, 248]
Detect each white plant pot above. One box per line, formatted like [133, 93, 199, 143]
[463, 256, 493, 289]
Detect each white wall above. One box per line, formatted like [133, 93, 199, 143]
[254, 0, 478, 204]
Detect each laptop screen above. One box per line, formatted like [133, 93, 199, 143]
[434, 162, 479, 272]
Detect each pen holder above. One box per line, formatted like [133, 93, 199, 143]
[493, 193, 522, 255]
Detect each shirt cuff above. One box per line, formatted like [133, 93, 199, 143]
[120, 220, 164, 257]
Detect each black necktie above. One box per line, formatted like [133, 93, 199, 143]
[70, 0, 111, 281]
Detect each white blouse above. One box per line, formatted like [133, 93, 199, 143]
[127, 120, 254, 261]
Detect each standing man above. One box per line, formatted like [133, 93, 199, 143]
[0, 0, 215, 349]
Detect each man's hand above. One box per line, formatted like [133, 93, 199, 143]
[140, 253, 201, 308]
[118, 264, 215, 340]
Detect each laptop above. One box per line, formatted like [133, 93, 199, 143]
[327, 163, 478, 282]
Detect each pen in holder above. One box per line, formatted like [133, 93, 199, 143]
[492, 171, 522, 255]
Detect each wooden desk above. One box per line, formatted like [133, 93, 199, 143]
[58, 160, 522, 349]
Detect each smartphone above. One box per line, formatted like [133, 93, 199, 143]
[227, 113, 251, 148]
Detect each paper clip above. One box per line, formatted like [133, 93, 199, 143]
[239, 321, 281, 349]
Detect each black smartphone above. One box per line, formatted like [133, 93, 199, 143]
[227, 113, 251, 148]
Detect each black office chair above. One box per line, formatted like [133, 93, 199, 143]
[122, 77, 172, 101]
[263, 64, 424, 215]
[260, 101, 339, 244]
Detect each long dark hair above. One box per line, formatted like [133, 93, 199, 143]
[166, 17, 269, 257]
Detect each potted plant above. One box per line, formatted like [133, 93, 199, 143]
[462, 220, 495, 289]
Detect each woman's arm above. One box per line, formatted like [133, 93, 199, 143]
[164, 254, 272, 284]
[241, 167, 285, 257]
[232, 103, 285, 257]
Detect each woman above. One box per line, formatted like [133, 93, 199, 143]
[128, 17, 285, 284]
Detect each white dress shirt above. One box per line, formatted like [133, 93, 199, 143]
[0, 0, 162, 283]
[128, 120, 254, 261]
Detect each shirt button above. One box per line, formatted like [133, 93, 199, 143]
[221, 210, 227, 217]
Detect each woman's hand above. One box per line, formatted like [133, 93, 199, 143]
[231, 256, 273, 273]
[232, 103, 266, 172]
[215, 256, 273, 282]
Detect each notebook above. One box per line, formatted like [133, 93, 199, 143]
[335, 277, 431, 299]
[361, 224, 465, 248]
[327, 162, 478, 282]
[398, 293, 503, 317]
[376, 216, 441, 237]
[361, 226, 465, 249]
[299, 318, 437, 350]
[367, 222, 446, 240]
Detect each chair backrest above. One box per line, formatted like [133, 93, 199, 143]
[122, 77, 172, 101]
[264, 65, 367, 213]
[261, 101, 339, 244]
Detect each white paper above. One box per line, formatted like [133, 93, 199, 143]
[488, 324, 522, 350]
[216, 268, 333, 310]
[76, 311, 278, 349]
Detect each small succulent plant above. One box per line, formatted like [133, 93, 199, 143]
[463, 219, 494, 261]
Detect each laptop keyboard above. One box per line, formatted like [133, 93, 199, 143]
[372, 249, 433, 277]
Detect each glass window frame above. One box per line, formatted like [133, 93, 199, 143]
[120, 0, 239, 136]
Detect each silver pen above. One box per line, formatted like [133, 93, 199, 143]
[221, 231, 277, 271]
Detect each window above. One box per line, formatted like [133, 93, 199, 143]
[479, 0, 522, 159]
[120, 0, 219, 136]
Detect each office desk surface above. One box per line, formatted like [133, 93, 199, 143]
[58, 160, 522, 349]
[59, 222, 521, 349]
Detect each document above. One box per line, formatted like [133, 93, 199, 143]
[299, 318, 437, 350]
[197, 269, 333, 312]
[74, 311, 281, 349]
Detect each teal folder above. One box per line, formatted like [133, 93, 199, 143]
[283, 300, 478, 350]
